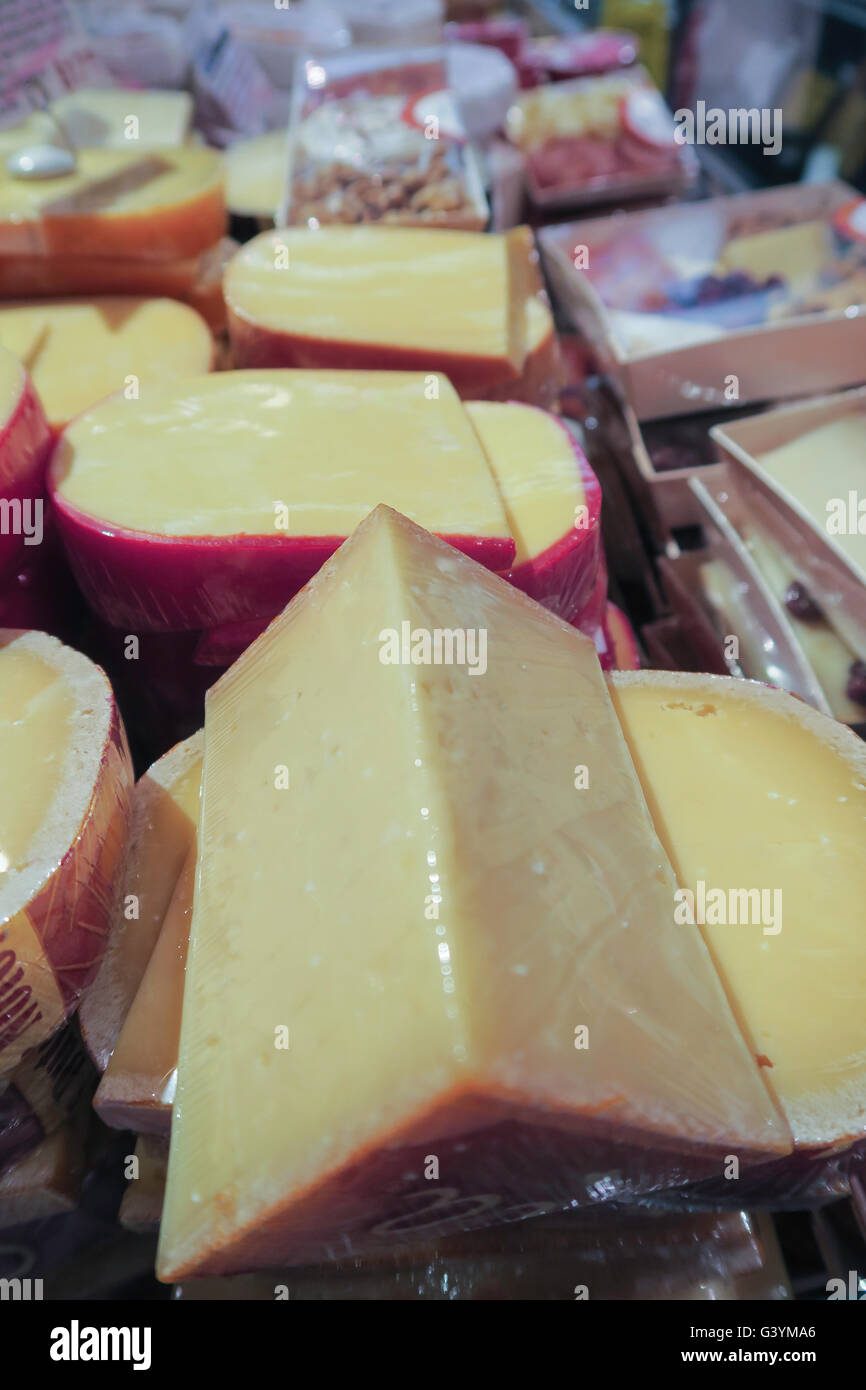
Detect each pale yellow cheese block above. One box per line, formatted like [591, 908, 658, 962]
[754, 414, 866, 576]
[225, 225, 526, 373]
[53, 370, 511, 541]
[157, 506, 783, 1281]
[95, 845, 194, 1131]
[0, 642, 75, 873]
[0, 298, 213, 430]
[610, 671, 866, 1148]
[466, 401, 584, 565]
[79, 731, 202, 1074]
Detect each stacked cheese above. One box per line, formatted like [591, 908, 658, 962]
[0, 624, 132, 1193]
[0, 120, 228, 327]
[47, 370, 608, 692]
[72, 508, 865, 1274]
[224, 225, 564, 409]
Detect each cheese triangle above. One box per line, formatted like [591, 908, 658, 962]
[157, 507, 786, 1279]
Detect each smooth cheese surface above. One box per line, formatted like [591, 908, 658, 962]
[53, 370, 511, 539]
[225, 226, 523, 365]
[0, 643, 75, 870]
[755, 415, 866, 574]
[0, 298, 213, 428]
[467, 402, 584, 564]
[158, 506, 783, 1280]
[97, 845, 195, 1127]
[79, 733, 202, 1075]
[610, 673, 866, 1146]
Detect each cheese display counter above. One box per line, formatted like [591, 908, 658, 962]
[0, 0, 865, 1332]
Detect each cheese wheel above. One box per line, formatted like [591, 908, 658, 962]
[0, 630, 132, 1074]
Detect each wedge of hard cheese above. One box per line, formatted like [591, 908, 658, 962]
[48, 370, 515, 630]
[0, 299, 214, 432]
[225, 226, 557, 402]
[80, 731, 202, 1074]
[610, 671, 866, 1152]
[95, 847, 194, 1133]
[0, 630, 132, 1075]
[0, 147, 225, 260]
[157, 507, 784, 1280]
[467, 401, 601, 620]
[0, 347, 51, 582]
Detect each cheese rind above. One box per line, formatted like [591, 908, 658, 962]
[79, 732, 202, 1074]
[0, 629, 132, 1074]
[223, 225, 559, 400]
[610, 670, 866, 1149]
[157, 507, 784, 1280]
[0, 298, 213, 431]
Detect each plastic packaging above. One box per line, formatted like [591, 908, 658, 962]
[283, 47, 488, 230]
[506, 66, 694, 211]
[539, 180, 866, 420]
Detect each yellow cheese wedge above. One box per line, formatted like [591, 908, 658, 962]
[52, 370, 511, 542]
[754, 414, 866, 576]
[718, 220, 828, 284]
[95, 846, 194, 1133]
[79, 732, 202, 1074]
[157, 506, 783, 1281]
[610, 671, 866, 1149]
[225, 226, 528, 389]
[0, 146, 225, 260]
[466, 401, 584, 565]
[0, 298, 213, 430]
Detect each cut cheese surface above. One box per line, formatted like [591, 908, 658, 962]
[79, 731, 202, 1073]
[0, 643, 76, 871]
[95, 845, 194, 1132]
[0, 298, 213, 429]
[52, 370, 511, 541]
[225, 226, 524, 367]
[467, 401, 584, 565]
[754, 415, 866, 575]
[610, 671, 866, 1147]
[158, 506, 783, 1280]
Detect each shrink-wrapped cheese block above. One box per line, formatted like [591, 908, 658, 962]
[0, 630, 132, 1075]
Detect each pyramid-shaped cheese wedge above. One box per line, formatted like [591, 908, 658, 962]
[157, 508, 786, 1280]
